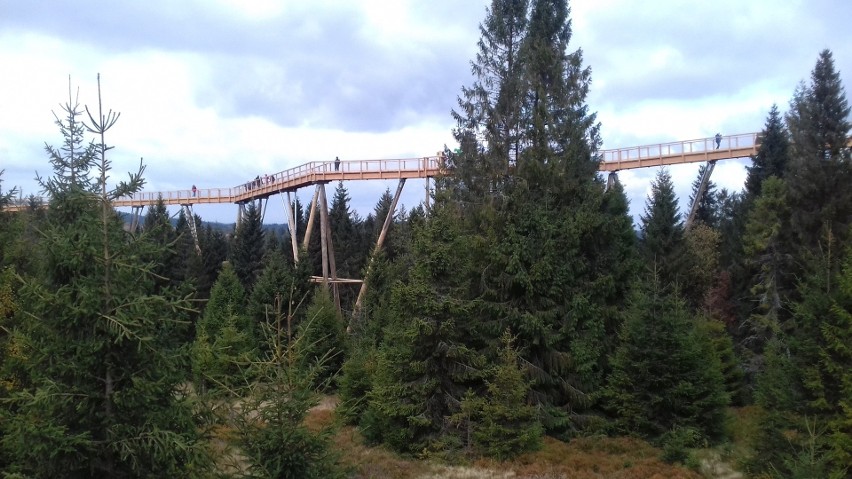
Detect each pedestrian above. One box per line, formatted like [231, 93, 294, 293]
[191, 184, 197, 197]
[335, 156, 340, 172]
[715, 133, 722, 149]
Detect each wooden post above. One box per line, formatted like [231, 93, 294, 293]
[319, 184, 341, 312]
[285, 191, 299, 263]
[318, 183, 330, 289]
[351, 178, 406, 326]
[424, 177, 430, 211]
[236, 203, 245, 227]
[302, 187, 320, 251]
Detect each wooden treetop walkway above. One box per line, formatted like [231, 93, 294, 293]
[3, 132, 759, 211]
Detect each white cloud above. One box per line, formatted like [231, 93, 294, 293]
[2, 0, 851, 227]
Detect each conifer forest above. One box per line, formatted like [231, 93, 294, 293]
[1, 1, 851, 478]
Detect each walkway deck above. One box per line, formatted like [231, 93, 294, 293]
[3, 132, 759, 212]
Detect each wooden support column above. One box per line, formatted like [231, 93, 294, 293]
[302, 187, 320, 251]
[285, 192, 299, 263]
[685, 160, 717, 231]
[182, 204, 202, 255]
[130, 205, 144, 232]
[606, 171, 618, 191]
[236, 203, 246, 228]
[351, 178, 406, 327]
[260, 197, 269, 224]
[318, 184, 330, 289]
[318, 183, 341, 312]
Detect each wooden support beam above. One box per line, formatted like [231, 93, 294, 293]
[285, 192, 299, 263]
[351, 178, 406, 326]
[236, 203, 245, 227]
[319, 183, 341, 312]
[182, 204, 202, 255]
[318, 183, 330, 289]
[685, 160, 717, 231]
[302, 187, 319, 251]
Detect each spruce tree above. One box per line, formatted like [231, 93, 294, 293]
[640, 168, 685, 288]
[451, 0, 529, 200]
[1, 76, 211, 477]
[455, 330, 542, 459]
[745, 104, 790, 201]
[248, 247, 311, 337]
[295, 287, 346, 390]
[192, 262, 255, 393]
[680, 223, 721, 309]
[687, 163, 719, 228]
[230, 289, 344, 479]
[365, 201, 484, 453]
[141, 196, 177, 290]
[604, 272, 729, 442]
[787, 239, 852, 475]
[231, 201, 265, 291]
[196, 223, 229, 300]
[448, 0, 636, 434]
[786, 49, 852, 253]
[741, 177, 794, 350]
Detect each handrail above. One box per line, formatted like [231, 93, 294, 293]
[600, 132, 758, 163]
[2, 133, 765, 211]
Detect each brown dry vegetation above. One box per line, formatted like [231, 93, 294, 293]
[213, 399, 754, 478]
[307, 403, 705, 479]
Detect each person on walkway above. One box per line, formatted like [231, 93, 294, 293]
[335, 156, 340, 172]
[715, 133, 722, 149]
[191, 184, 197, 197]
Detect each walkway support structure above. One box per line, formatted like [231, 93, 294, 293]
[129, 205, 144, 232]
[606, 172, 618, 191]
[684, 160, 717, 231]
[285, 192, 299, 263]
[181, 204, 201, 254]
[351, 178, 406, 329]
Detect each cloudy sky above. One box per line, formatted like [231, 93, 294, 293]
[2, 0, 850, 226]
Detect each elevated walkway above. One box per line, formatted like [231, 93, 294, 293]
[3, 133, 760, 212]
[598, 132, 757, 172]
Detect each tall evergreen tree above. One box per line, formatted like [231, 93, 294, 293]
[451, 0, 529, 200]
[365, 201, 484, 453]
[296, 287, 347, 390]
[141, 196, 177, 290]
[1, 77, 210, 477]
[686, 163, 719, 228]
[196, 223, 229, 300]
[455, 330, 542, 459]
[640, 168, 684, 287]
[248, 247, 311, 338]
[231, 288, 344, 479]
[192, 262, 255, 393]
[786, 49, 852, 253]
[37, 78, 97, 194]
[604, 273, 729, 442]
[231, 201, 265, 291]
[787, 239, 852, 475]
[741, 177, 795, 351]
[745, 104, 790, 201]
[447, 0, 636, 433]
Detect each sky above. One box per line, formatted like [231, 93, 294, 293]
[2, 0, 851, 227]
